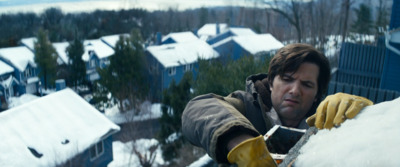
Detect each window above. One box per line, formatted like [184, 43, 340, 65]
[89, 140, 104, 161]
[90, 59, 96, 68]
[183, 64, 193, 72]
[168, 67, 176, 76]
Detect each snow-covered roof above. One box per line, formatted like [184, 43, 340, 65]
[229, 27, 256, 36]
[295, 97, 400, 166]
[0, 88, 120, 166]
[20, 37, 37, 51]
[147, 40, 219, 68]
[197, 23, 229, 40]
[101, 34, 130, 48]
[213, 34, 284, 55]
[162, 31, 199, 43]
[52, 42, 70, 65]
[0, 46, 36, 71]
[0, 60, 14, 75]
[82, 39, 115, 61]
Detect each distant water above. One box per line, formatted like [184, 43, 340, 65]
[0, 0, 265, 14]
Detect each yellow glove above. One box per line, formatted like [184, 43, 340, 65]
[306, 92, 373, 129]
[227, 135, 277, 167]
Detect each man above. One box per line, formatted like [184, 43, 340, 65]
[182, 43, 373, 166]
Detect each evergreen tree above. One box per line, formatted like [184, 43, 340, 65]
[34, 28, 58, 89]
[66, 37, 86, 89]
[351, 3, 373, 35]
[158, 72, 193, 162]
[98, 29, 148, 112]
[193, 54, 270, 97]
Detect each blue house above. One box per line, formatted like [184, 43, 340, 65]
[197, 23, 229, 41]
[82, 39, 115, 82]
[0, 60, 16, 109]
[328, 0, 400, 103]
[0, 46, 38, 96]
[381, 0, 400, 92]
[146, 39, 219, 100]
[0, 88, 120, 166]
[212, 33, 284, 61]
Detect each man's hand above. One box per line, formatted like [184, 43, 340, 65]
[306, 93, 373, 129]
[227, 135, 277, 167]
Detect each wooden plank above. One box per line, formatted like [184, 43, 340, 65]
[368, 88, 377, 103]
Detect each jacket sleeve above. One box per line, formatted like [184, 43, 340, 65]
[181, 92, 262, 163]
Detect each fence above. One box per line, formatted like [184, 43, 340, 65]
[327, 81, 400, 104]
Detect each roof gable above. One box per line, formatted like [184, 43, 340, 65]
[53, 42, 70, 65]
[162, 31, 199, 44]
[101, 34, 130, 48]
[0, 46, 36, 71]
[197, 23, 228, 40]
[82, 39, 115, 61]
[147, 40, 219, 68]
[0, 88, 120, 166]
[0, 60, 14, 75]
[20, 37, 37, 51]
[213, 34, 284, 55]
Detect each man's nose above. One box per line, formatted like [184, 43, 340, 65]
[289, 82, 301, 96]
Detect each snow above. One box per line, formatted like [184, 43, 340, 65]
[229, 27, 256, 36]
[197, 23, 229, 40]
[0, 88, 120, 166]
[20, 37, 36, 51]
[295, 97, 400, 167]
[0, 46, 36, 71]
[147, 39, 219, 68]
[0, 75, 17, 89]
[82, 39, 115, 61]
[162, 31, 199, 43]
[213, 33, 284, 55]
[53, 42, 70, 65]
[109, 139, 166, 167]
[101, 34, 130, 49]
[187, 154, 213, 167]
[0, 60, 14, 75]
[104, 102, 163, 124]
[8, 93, 39, 108]
[233, 34, 284, 55]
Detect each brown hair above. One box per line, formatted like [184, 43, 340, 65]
[267, 43, 331, 100]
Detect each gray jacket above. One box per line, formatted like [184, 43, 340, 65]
[182, 73, 314, 164]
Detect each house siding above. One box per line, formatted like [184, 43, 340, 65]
[334, 42, 386, 88]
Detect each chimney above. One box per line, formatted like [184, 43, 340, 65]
[216, 22, 220, 35]
[55, 79, 66, 91]
[156, 32, 162, 45]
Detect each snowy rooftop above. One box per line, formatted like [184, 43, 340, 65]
[0, 60, 14, 75]
[0, 88, 120, 166]
[228, 27, 256, 36]
[162, 31, 199, 43]
[147, 40, 219, 68]
[197, 23, 228, 40]
[82, 39, 115, 61]
[52, 42, 70, 65]
[295, 97, 400, 166]
[213, 34, 284, 55]
[20, 37, 37, 51]
[101, 34, 130, 48]
[0, 46, 36, 71]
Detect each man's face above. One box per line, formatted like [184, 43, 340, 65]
[270, 62, 319, 126]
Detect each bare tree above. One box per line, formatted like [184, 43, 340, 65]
[265, 0, 309, 43]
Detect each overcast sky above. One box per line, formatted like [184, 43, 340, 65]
[0, 0, 266, 14]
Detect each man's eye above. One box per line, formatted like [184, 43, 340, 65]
[282, 76, 292, 81]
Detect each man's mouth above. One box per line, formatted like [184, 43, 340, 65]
[284, 99, 299, 105]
